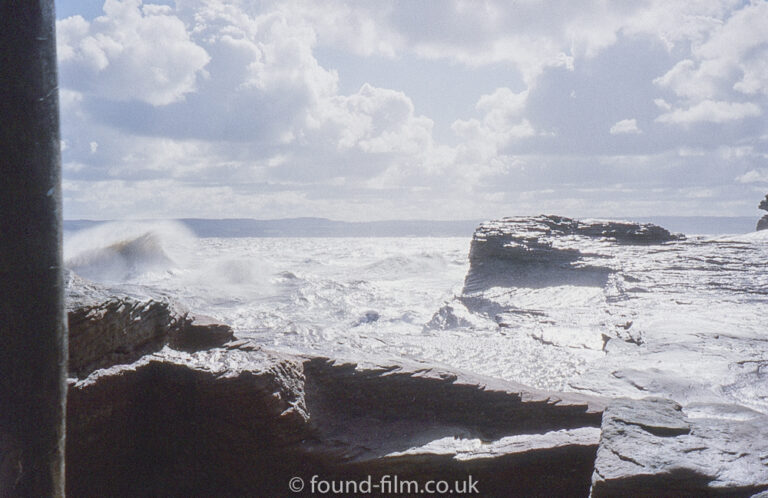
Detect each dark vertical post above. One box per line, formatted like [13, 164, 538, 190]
[0, 1, 67, 496]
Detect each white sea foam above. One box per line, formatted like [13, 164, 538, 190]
[64, 220, 196, 283]
[63, 223, 768, 415]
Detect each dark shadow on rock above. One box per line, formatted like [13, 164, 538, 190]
[462, 215, 676, 294]
[67, 350, 605, 497]
[463, 260, 614, 294]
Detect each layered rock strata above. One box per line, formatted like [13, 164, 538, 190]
[65, 271, 605, 496]
[66, 271, 233, 377]
[66, 345, 604, 496]
[433, 215, 768, 495]
[62, 214, 768, 496]
[591, 398, 768, 497]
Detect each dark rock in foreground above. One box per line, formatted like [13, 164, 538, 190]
[64, 290, 768, 496]
[64, 269, 605, 496]
[61, 209, 768, 497]
[66, 345, 604, 496]
[66, 271, 233, 378]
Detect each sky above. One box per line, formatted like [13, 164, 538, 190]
[55, 0, 768, 221]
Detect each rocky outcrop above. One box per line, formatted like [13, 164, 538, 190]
[758, 195, 768, 231]
[66, 271, 233, 378]
[66, 344, 605, 496]
[464, 215, 679, 293]
[67, 295, 181, 378]
[63, 209, 768, 497]
[63, 268, 609, 496]
[168, 313, 234, 352]
[468, 215, 678, 264]
[426, 215, 768, 495]
[65, 291, 768, 496]
[591, 397, 768, 497]
[470, 215, 680, 259]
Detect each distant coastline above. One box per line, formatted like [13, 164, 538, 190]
[63, 215, 758, 238]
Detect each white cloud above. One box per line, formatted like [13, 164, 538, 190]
[653, 1, 768, 124]
[623, 0, 740, 50]
[452, 88, 535, 148]
[293, 0, 649, 85]
[476, 87, 528, 122]
[653, 98, 672, 111]
[734, 47, 768, 96]
[308, 83, 433, 156]
[697, 0, 768, 96]
[610, 118, 642, 135]
[653, 59, 717, 101]
[223, 13, 338, 102]
[736, 169, 768, 184]
[656, 100, 762, 124]
[57, 0, 210, 105]
[55, 0, 768, 220]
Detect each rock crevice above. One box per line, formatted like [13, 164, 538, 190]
[61, 214, 767, 496]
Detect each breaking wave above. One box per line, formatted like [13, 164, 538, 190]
[64, 221, 196, 283]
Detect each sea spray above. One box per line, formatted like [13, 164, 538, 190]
[64, 220, 197, 283]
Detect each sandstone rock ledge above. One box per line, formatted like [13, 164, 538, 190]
[60, 211, 768, 497]
[66, 271, 234, 378]
[64, 274, 605, 496]
[63, 269, 768, 496]
[66, 343, 604, 496]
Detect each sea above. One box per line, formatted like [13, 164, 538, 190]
[64, 220, 473, 366]
[63, 217, 768, 414]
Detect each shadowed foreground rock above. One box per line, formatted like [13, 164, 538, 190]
[66, 343, 604, 496]
[63, 208, 768, 497]
[66, 271, 233, 377]
[68, 317, 768, 497]
[64, 270, 605, 496]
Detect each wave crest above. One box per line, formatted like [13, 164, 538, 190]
[64, 221, 196, 283]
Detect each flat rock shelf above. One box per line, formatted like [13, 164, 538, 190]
[59, 215, 768, 496]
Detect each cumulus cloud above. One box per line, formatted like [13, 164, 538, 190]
[610, 118, 642, 135]
[653, 1, 768, 124]
[56, 0, 768, 220]
[656, 100, 762, 124]
[452, 88, 534, 147]
[308, 83, 433, 156]
[57, 0, 210, 105]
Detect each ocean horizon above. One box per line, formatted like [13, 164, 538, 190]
[63, 215, 761, 238]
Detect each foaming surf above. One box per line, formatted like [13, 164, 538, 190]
[64, 220, 196, 283]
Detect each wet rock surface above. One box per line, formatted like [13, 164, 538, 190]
[62, 214, 768, 496]
[464, 215, 680, 294]
[592, 397, 768, 497]
[431, 215, 768, 495]
[66, 343, 604, 496]
[66, 271, 233, 378]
